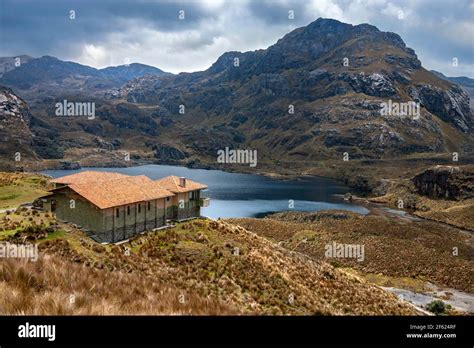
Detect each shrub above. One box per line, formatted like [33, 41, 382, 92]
[403, 194, 419, 210]
[426, 300, 451, 315]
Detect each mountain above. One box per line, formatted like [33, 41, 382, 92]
[0, 18, 473, 171]
[0, 56, 170, 103]
[0, 55, 33, 78]
[1, 56, 98, 89]
[431, 70, 474, 107]
[431, 70, 474, 88]
[0, 86, 38, 170]
[110, 18, 472, 161]
[99, 63, 170, 83]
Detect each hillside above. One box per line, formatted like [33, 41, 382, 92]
[1, 171, 470, 315]
[229, 211, 474, 294]
[0, 55, 33, 78]
[369, 164, 474, 231]
[0, 215, 419, 315]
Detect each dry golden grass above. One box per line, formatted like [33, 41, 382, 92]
[229, 212, 474, 293]
[413, 198, 474, 231]
[0, 253, 238, 315]
[371, 192, 474, 231]
[0, 219, 420, 315]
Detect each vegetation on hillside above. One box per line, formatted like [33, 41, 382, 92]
[0, 172, 49, 209]
[229, 211, 474, 293]
[0, 219, 419, 315]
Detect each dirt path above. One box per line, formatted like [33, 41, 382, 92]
[383, 284, 474, 314]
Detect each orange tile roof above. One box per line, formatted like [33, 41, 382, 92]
[155, 175, 207, 193]
[52, 171, 129, 185]
[51, 172, 175, 209]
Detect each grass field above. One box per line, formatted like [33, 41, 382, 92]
[228, 211, 474, 293]
[0, 172, 50, 209]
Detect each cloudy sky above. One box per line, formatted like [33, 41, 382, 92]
[0, 0, 473, 77]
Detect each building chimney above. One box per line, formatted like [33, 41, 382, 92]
[179, 177, 186, 187]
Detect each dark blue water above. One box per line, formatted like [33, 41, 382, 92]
[42, 164, 368, 218]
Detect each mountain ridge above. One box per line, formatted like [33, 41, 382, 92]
[0, 17, 472, 172]
[0, 55, 171, 99]
[431, 70, 474, 107]
[107, 17, 471, 161]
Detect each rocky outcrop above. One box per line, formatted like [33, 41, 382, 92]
[408, 84, 472, 132]
[412, 165, 474, 200]
[384, 53, 421, 70]
[0, 86, 32, 124]
[153, 144, 187, 162]
[248, 74, 291, 98]
[0, 86, 37, 162]
[343, 72, 397, 97]
[58, 161, 81, 170]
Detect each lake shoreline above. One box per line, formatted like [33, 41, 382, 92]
[19, 159, 474, 232]
[36, 159, 354, 190]
[34, 158, 338, 182]
[40, 164, 368, 219]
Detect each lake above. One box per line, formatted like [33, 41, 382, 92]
[42, 164, 369, 219]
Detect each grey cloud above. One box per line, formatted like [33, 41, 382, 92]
[0, 0, 472, 77]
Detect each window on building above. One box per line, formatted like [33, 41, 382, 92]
[166, 197, 170, 202]
[51, 199, 57, 212]
[127, 206, 130, 215]
[138, 204, 141, 213]
[147, 201, 151, 210]
[116, 208, 119, 218]
[190, 191, 199, 200]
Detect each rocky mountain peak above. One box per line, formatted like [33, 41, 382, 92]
[275, 18, 406, 53]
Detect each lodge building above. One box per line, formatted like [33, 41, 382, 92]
[42, 171, 209, 243]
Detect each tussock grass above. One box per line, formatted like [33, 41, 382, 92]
[0, 254, 238, 315]
[0, 219, 420, 315]
[230, 211, 474, 293]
